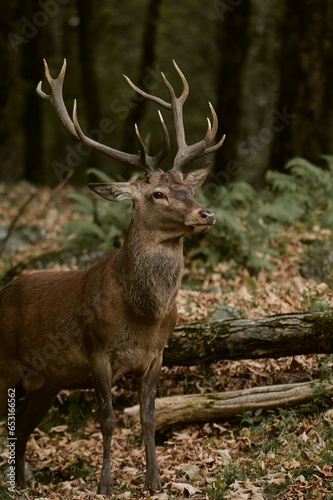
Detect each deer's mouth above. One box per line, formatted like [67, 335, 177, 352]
[188, 221, 215, 233]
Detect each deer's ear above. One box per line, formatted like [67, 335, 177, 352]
[183, 162, 211, 191]
[88, 182, 133, 202]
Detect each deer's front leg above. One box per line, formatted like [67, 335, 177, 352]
[91, 354, 115, 496]
[139, 354, 163, 493]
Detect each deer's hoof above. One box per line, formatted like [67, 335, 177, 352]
[98, 478, 113, 497]
[143, 477, 162, 494]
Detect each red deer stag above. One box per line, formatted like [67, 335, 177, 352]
[0, 59, 224, 495]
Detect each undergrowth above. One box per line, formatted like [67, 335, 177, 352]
[62, 157, 333, 276]
[203, 403, 333, 499]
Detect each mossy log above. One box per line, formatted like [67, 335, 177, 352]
[125, 381, 333, 432]
[163, 311, 333, 366]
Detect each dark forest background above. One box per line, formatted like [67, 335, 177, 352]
[1, 0, 333, 188]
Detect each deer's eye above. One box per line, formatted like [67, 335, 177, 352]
[153, 191, 165, 199]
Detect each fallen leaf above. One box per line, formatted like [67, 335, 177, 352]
[170, 482, 202, 495]
[218, 449, 232, 465]
[49, 425, 68, 433]
[251, 494, 264, 500]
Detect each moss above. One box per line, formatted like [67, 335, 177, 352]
[304, 312, 333, 337]
[0, 485, 13, 500]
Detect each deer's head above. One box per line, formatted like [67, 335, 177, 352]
[37, 60, 225, 239]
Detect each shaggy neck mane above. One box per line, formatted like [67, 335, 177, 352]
[115, 228, 184, 319]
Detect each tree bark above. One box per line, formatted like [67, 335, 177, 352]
[213, 1, 251, 183]
[77, 0, 102, 173]
[125, 380, 333, 432]
[163, 311, 333, 366]
[77, 0, 101, 130]
[0, 0, 23, 182]
[21, 0, 44, 184]
[269, 0, 330, 171]
[122, 0, 162, 154]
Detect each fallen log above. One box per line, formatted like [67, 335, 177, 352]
[125, 381, 333, 432]
[163, 311, 333, 366]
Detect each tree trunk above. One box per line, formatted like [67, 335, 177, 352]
[213, 1, 251, 184]
[0, 0, 23, 182]
[77, 0, 101, 130]
[122, 0, 162, 154]
[321, 7, 333, 154]
[163, 311, 333, 366]
[125, 380, 333, 432]
[77, 0, 101, 173]
[21, 0, 44, 184]
[269, 0, 329, 172]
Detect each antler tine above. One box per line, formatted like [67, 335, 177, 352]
[168, 67, 225, 172]
[72, 99, 142, 168]
[133, 111, 170, 175]
[171, 60, 189, 104]
[161, 70, 187, 152]
[36, 58, 79, 139]
[38, 59, 224, 177]
[155, 110, 171, 165]
[187, 101, 225, 157]
[73, 100, 169, 177]
[206, 102, 218, 143]
[123, 62, 224, 172]
[134, 123, 148, 162]
[139, 60, 224, 173]
[37, 59, 171, 177]
[123, 75, 171, 110]
[204, 133, 226, 155]
[134, 123, 160, 177]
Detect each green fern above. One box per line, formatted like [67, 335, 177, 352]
[63, 220, 106, 240]
[227, 182, 257, 209]
[286, 157, 329, 188]
[62, 170, 132, 250]
[60, 159, 333, 275]
[86, 168, 115, 183]
[66, 193, 95, 215]
[265, 170, 298, 193]
[259, 194, 305, 225]
[246, 256, 274, 274]
[321, 154, 333, 175]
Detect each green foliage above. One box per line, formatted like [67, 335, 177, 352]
[62, 170, 132, 251]
[61, 158, 333, 274]
[39, 390, 96, 435]
[0, 485, 12, 500]
[189, 157, 333, 273]
[190, 180, 276, 274]
[314, 354, 333, 383]
[262, 157, 333, 226]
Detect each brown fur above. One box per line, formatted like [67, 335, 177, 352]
[15, 58, 224, 495]
[0, 167, 214, 495]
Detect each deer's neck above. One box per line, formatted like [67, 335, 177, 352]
[115, 225, 184, 319]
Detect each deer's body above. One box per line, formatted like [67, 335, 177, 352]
[1, 247, 177, 389]
[0, 61, 224, 495]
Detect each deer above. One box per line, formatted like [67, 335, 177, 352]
[0, 59, 225, 495]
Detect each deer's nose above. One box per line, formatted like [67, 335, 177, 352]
[199, 209, 215, 225]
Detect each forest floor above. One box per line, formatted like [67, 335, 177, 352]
[0, 183, 333, 499]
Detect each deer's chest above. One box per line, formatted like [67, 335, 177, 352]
[128, 252, 183, 319]
[108, 314, 174, 381]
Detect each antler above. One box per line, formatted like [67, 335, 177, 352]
[124, 60, 225, 172]
[36, 59, 170, 177]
